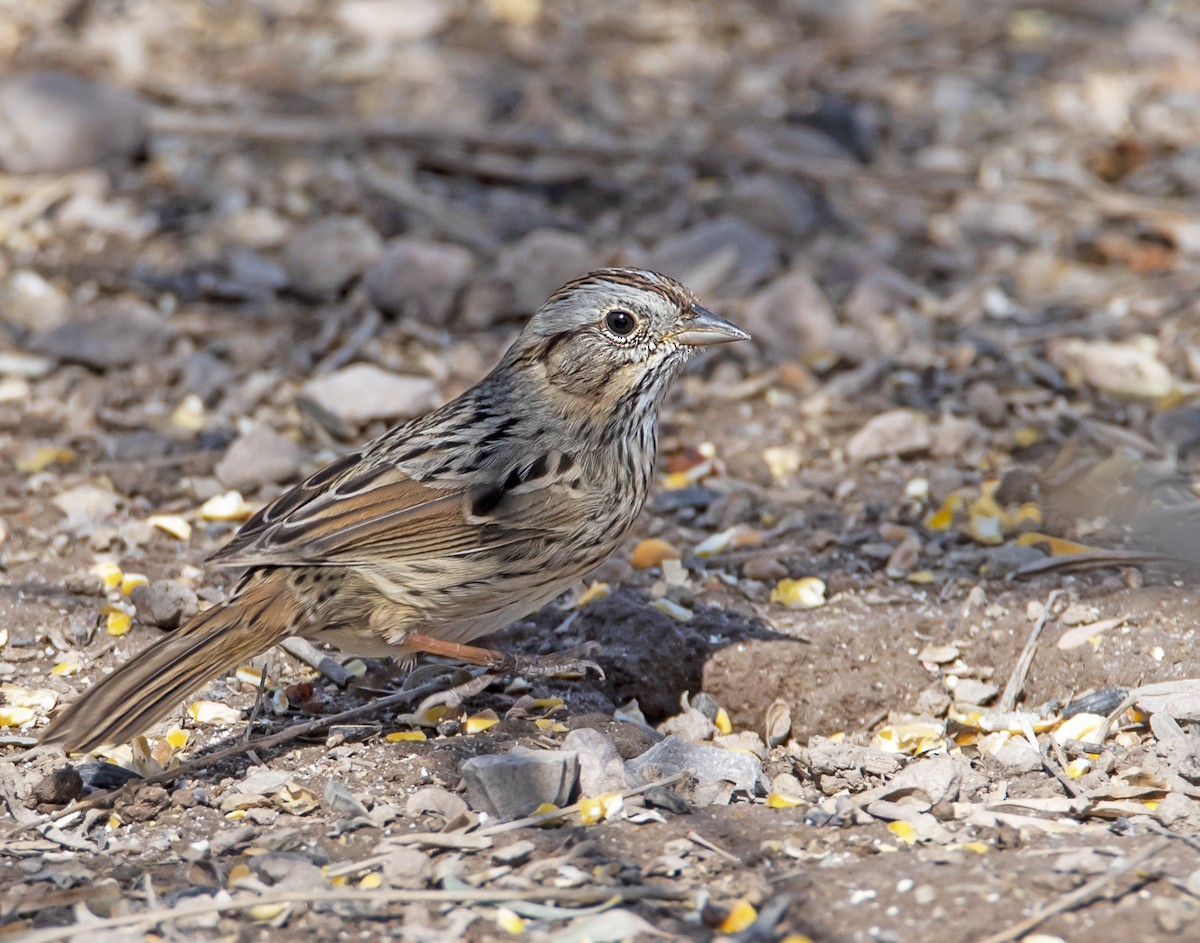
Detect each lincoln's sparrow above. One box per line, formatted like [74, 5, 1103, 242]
[42, 268, 748, 750]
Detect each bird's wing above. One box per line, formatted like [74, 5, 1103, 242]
[209, 445, 577, 569]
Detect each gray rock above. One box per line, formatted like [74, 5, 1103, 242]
[285, 216, 382, 300]
[657, 708, 716, 744]
[650, 216, 779, 295]
[130, 580, 200, 630]
[720, 174, 819, 238]
[742, 271, 837, 359]
[300, 363, 437, 428]
[562, 728, 628, 796]
[179, 351, 235, 403]
[497, 228, 594, 313]
[215, 425, 303, 493]
[624, 735, 760, 795]
[364, 238, 474, 325]
[460, 750, 579, 819]
[28, 303, 172, 370]
[53, 485, 118, 527]
[381, 847, 432, 889]
[0, 71, 146, 174]
[33, 767, 83, 805]
[990, 740, 1042, 775]
[405, 786, 468, 822]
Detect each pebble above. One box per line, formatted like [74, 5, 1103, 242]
[719, 174, 820, 238]
[649, 216, 779, 295]
[28, 303, 172, 370]
[742, 554, 788, 582]
[497, 228, 595, 313]
[624, 735, 761, 797]
[845, 409, 933, 462]
[364, 238, 474, 325]
[300, 363, 438, 428]
[1, 271, 71, 334]
[561, 727, 629, 795]
[990, 739, 1043, 775]
[215, 425, 303, 493]
[492, 839, 536, 866]
[53, 484, 118, 527]
[657, 708, 716, 744]
[742, 271, 836, 359]
[336, 0, 449, 42]
[460, 749, 579, 819]
[284, 216, 382, 300]
[130, 580, 200, 630]
[966, 381, 1006, 426]
[0, 71, 146, 174]
[33, 767, 83, 805]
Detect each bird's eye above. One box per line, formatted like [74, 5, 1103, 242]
[604, 309, 637, 336]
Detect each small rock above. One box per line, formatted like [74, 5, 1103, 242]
[179, 351, 236, 404]
[215, 425, 303, 493]
[460, 750, 579, 819]
[657, 708, 716, 743]
[742, 554, 788, 582]
[966, 381, 1006, 426]
[845, 409, 933, 462]
[625, 735, 761, 795]
[1047, 335, 1174, 400]
[720, 174, 819, 238]
[28, 304, 172, 370]
[300, 363, 437, 427]
[561, 728, 629, 795]
[364, 238, 474, 325]
[337, 0, 449, 42]
[741, 272, 836, 359]
[1154, 791, 1196, 827]
[1, 271, 71, 334]
[497, 229, 594, 313]
[33, 767, 83, 805]
[990, 740, 1043, 774]
[930, 411, 982, 459]
[130, 580, 200, 630]
[405, 786, 468, 822]
[381, 847, 432, 889]
[650, 216, 779, 295]
[54, 485, 118, 528]
[0, 71, 146, 174]
[285, 216, 382, 300]
[949, 678, 998, 706]
[876, 755, 961, 806]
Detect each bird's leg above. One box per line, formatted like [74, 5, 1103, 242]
[403, 633, 605, 680]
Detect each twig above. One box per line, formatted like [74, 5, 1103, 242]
[13, 881, 693, 943]
[973, 839, 1168, 943]
[280, 637, 353, 687]
[998, 589, 1062, 712]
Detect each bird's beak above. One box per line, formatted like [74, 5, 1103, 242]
[672, 304, 751, 347]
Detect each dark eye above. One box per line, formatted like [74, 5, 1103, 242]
[604, 309, 637, 336]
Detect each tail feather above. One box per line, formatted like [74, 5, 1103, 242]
[42, 570, 300, 752]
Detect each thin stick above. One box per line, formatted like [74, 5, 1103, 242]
[973, 839, 1167, 943]
[998, 589, 1062, 712]
[13, 882, 693, 943]
[280, 637, 353, 687]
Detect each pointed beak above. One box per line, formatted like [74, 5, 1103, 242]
[672, 304, 751, 347]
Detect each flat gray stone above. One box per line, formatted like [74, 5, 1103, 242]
[130, 580, 200, 630]
[0, 71, 146, 174]
[28, 312, 171, 370]
[650, 216, 779, 295]
[300, 363, 437, 427]
[215, 425, 303, 493]
[364, 238, 474, 325]
[624, 735, 760, 795]
[285, 215, 382, 300]
[461, 750, 579, 820]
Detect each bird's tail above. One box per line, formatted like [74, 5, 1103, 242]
[41, 569, 301, 753]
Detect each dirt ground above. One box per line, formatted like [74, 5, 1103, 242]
[4, 1, 1200, 941]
